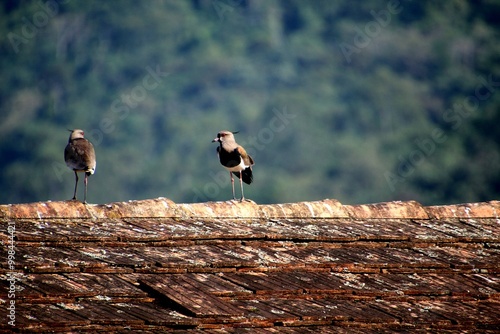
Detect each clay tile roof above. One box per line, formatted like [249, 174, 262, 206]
[1, 198, 500, 332]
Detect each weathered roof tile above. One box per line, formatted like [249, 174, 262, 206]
[344, 200, 429, 219]
[426, 200, 500, 219]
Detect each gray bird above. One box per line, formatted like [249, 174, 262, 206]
[64, 129, 96, 203]
[212, 130, 254, 201]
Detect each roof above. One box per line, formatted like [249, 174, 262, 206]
[1, 198, 500, 332]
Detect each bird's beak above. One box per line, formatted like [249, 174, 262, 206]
[212, 138, 219, 143]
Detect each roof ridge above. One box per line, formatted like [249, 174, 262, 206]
[1, 198, 499, 220]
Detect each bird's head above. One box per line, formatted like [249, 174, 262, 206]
[68, 129, 85, 141]
[212, 130, 238, 143]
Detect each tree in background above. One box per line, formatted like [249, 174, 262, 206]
[0, 0, 499, 205]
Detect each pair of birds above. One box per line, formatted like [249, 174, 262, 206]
[64, 129, 254, 203]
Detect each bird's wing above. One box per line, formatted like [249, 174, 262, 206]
[78, 140, 96, 170]
[66, 139, 96, 171]
[237, 146, 254, 167]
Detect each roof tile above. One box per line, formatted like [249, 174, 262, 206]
[426, 201, 500, 219]
[344, 200, 429, 219]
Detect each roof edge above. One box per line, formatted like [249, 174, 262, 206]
[1, 198, 499, 220]
[426, 200, 500, 219]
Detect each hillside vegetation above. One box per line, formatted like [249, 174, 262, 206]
[1, 0, 499, 205]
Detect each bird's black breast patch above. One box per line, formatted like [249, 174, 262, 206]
[218, 146, 241, 168]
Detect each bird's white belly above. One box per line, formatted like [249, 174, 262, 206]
[224, 159, 247, 172]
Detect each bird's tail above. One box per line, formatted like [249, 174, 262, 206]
[233, 167, 253, 184]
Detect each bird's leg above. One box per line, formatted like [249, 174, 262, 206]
[83, 173, 88, 204]
[239, 171, 245, 202]
[72, 171, 78, 200]
[230, 172, 236, 200]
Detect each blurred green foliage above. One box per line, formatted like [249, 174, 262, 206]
[1, 0, 499, 205]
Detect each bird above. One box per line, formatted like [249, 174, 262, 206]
[64, 129, 96, 203]
[212, 130, 254, 202]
